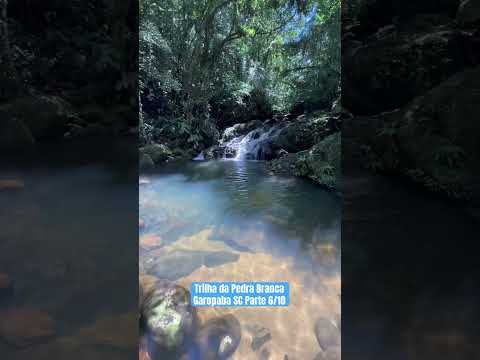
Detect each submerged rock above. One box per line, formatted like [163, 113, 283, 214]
[250, 326, 272, 351]
[314, 318, 340, 352]
[140, 234, 163, 250]
[324, 346, 341, 360]
[144, 250, 239, 280]
[0, 308, 56, 347]
[140, 278, 197, 355]
[196, 314, 242, 360]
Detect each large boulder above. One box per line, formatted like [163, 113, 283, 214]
[365, 65, 480, 199]
[273, 114, 337, 153]
[343, 16, 479, 115]
[271, 132, 341, 189]
[195, 315, 242, 360]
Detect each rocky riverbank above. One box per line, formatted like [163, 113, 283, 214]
[141, 110, 343, 191]
[342, 0, 480, 203]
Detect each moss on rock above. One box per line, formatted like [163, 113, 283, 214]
[271, 132, 341, 190]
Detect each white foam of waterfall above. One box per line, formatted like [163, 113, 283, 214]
[193, 152, 205, 161]
[222, 125, 281, 160]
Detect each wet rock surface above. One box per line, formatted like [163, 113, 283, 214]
[144, 250, 239, 280]
[271, 132, 341, 190]
[205, 112, 340, 162]
[140, 234, 163, 250]
[343, 18, 479, 115]
[314, 318, 340, 352]
[140, 277, 197, 354]
[360, 65, 480, 200]
[139, 274, 243, 360]
[140, 143, 174, 166]
[342, 0, 480, 207]
[196, 315, 242, 360]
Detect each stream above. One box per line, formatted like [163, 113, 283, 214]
[140, 125, 341, 359]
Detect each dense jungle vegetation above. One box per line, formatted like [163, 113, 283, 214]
[139, 0, 341, 161]
[1, 0, 138, 153]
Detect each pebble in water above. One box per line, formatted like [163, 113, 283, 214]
[314, 318, 340, 352]
[196, 314, 241, 360]
[140, 234, 163, 249]
[250, 326, 272, 351]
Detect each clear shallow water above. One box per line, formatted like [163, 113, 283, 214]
[0, 154, 137, 359]
[140, 160, 341, 359]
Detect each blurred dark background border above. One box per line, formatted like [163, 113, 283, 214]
[1, 1, 139, 359]
[341, 0, 480, 359]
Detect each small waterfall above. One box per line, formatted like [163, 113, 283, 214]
[222, 124, 281, 161]
[193, 152, 205, 161]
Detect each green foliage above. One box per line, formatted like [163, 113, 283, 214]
[140, 0, 340, 150]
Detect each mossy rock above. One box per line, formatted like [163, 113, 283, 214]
[140, 143, 173, 165]
[366, 65, 480, 200]
[140, 279, 197, 355]
[271, 132, 341, 190]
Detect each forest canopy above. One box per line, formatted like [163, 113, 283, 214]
[139, 0, 340, 149]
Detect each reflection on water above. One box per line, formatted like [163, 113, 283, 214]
[0, 157, 137, 359]
[140, 160, 341, 359]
